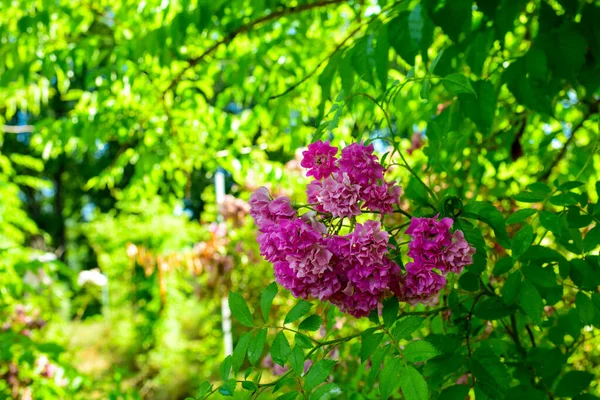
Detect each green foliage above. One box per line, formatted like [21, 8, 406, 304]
[1, 0, 600, 398]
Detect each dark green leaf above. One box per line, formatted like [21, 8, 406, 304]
[241, 381, 258, 391]
[474, 297, 517, 320]
[391, 316, 424, 341]
[459, 272, 480, 292]
[289, 346, 304, 375]
[218, 379, 236, 396]
[403, 340, 440, 363]
[583, 225, 600, 252]
[493, 256, 514, 275]
[361, 328, 384, 363]
[502, 271, 521, 305]
[380, 357, 402, 399]
[310, 383, 342, 400]
[261, 282, 278, 322]
[284, 300, 312, 325]
[554, 371, 594, 397]
[295, 333, 314, 349]
[248, 328, 267, 365]
[549, 192, 579, 206]
[576, 292, 596, 325]
[221, 355, 233, 381]
[276, 392, 298, 400]
[298, 315, 322, 332]
[271, 331, 291, 366]
[519, 281, 544, 325]
[232, 331, 252, 372]
[442, 73, 476, 96]
[521, 263, 557, 288]
[304, 359, 336, 391]
[229, 291, 254, 327]
[511, 225, 533, 260]
[382, 296, 399, 328]
[439, 385, 470, 400]
[398, 365, 428, 400]
[506, 209, 537, 224]
[513, 191, 546, 203]
[464, 201, 510, 248]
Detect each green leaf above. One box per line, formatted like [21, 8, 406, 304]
[513, 191, 546, 203]
[549, 192, 579, 206]
[519, 281, 544, 325]
[459, 272, 480, 292]
[554, 371, 594, 398]
[439, 385, 470, 400]
[218, 379, 237, 397]
[375, 24, 389, 90]
[271, 331, 291, 366]
[241, 381, 258, 391]
[248, 328, 267, 366]
[232, 331, 252, 372]
[260, 282, 278, 322]
[229, 291, 254, 327]
[527, 182, 552, 195]
[521, 263, 557, 288]
[463, 201, 510, 248]
[403, 340, 440, 363]
[460, 79, 497, 135]
[511, 225, 533, 260]
[289, 346, 304, 375]
[392, 316, 424, 341]
[367, 345, 389, 386]
[559, 180, 585, 191]
[540, 210, 563, 236]
[196, 381, 213, 399]
[502, 271, 522, 305]
[382, 296, 399, 328]
[380, 357, 402, 399]
[470, 346, 510, 399]
[304, 359, 336, 391]
[493, 256, 514, 275]
[276, 393, 298, 400]
[474, 297, 517, 320]
[298, 315, 322, 332]
[576, 292, 596, 325]
[361, 328, 384, 363]
[310, 383, 342, 400]
[284, 300, 312, 325]
[442, 73, 476, 96]
[295, 333, 314, 349]
[398, 365, 428, 400]
[583, 225, 600, 252]
[506, 209, 537, 224]
[220, 355, 233, 381]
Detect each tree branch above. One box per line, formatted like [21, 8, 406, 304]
[162, 0, 347, 98]
[539, 106, 596, 182]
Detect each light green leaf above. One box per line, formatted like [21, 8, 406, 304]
[403, 340, 440, 363]
[229, 291, 254, 327]
[304, 359, 336, 391]
[398, 365, 428, 400]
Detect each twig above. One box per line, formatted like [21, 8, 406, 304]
[162, 0, 347, 97]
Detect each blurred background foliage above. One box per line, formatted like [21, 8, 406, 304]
[0, 0, 599, 398]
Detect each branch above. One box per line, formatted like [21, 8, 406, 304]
[539, 106, 596, 182]
[268, 23, 364, 100]
[162, 0, 347, 97]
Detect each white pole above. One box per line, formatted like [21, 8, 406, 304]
[215, 169, 233, 356]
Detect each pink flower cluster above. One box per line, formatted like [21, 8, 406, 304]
[251, 141, 474, 317]
[396, 216, 475, 304]
[303, 141, 402, 217]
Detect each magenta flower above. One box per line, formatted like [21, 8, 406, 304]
[403, 261, 446, 299]
[441, 230, 476, 273]
[361, 181, 402, 215]
[316, 172, 361, 218]
[301, 140, 339, 180]
[339, 142, 384, 186]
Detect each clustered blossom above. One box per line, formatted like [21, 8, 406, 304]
[251, 141, 474, 317]
[397, 216, 475, 304]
